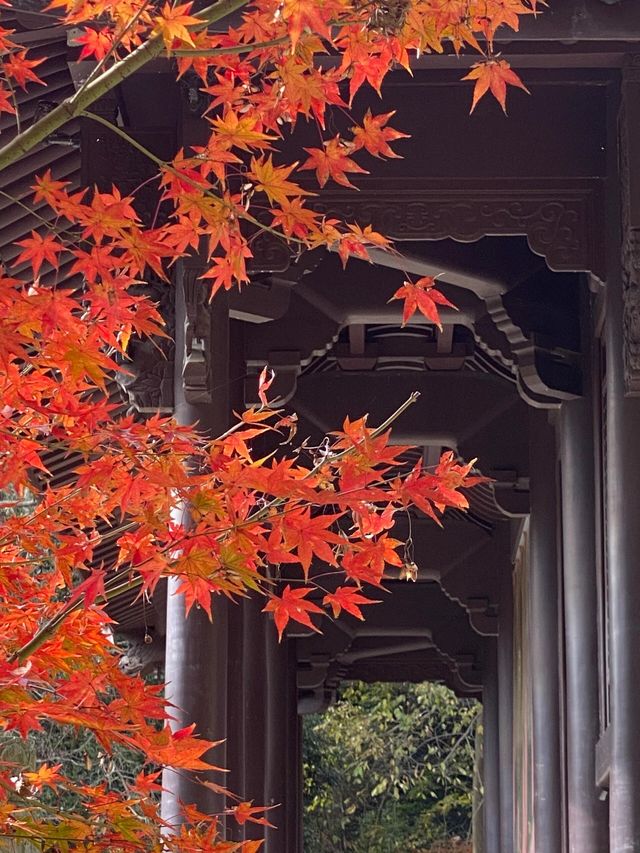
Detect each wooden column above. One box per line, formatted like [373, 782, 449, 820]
[497, 562, 514, 853]
[161, 266, 231, 824]
[559, 345, 608, 849]
[608, 56, 640, 852]
[528, 409, 562, 853]
[482, 639, 501, 853]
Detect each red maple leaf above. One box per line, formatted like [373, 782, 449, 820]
[390, 276, 457, 328]
[67, 568, 106, 609]
[463, 59, 530, 113]
[227, 801, 276, 828]
[323, 586, 381, 620]
[263, 585, 323, 640]
[14, 231, 64, 276]
[351, 110, 409, 159]
[301, 139, 368, 189]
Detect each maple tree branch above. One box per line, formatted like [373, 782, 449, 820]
[173, 35, 289, 56]
[0, 0, 249, 175]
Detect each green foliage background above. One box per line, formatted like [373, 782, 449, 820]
[303, 681, 478, 853]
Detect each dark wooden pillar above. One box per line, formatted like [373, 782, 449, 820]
[482, 639, 501, 853]
[161, 265, 231, 824]
[528, 409, 562, 853]
[559, 363, 608, 849]
[497, 563, 514, 853]
[608, 56, 640, 852]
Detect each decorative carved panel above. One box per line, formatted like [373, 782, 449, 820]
[246, 231, 291, 275]
[308, 177, 605, 280]
[620, 58, 640, 396]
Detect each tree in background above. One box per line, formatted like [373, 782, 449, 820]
[304, 682, 478, 853]
[0, 0, 541, 848]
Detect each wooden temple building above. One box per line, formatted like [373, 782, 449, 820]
[7, 0, 640, 850]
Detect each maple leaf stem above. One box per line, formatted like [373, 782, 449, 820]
[309, 390, 421, 473]
[0, 0, 249, 175]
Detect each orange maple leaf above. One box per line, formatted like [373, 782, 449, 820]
[67, 567, 106, 609]
[257, 365, 275, 408]
[14, 231, 63, 276]
[323, 586, 381, 620]
[227, 801, 276, 828]
[23, 763, 63, 792]
[152, 2, 199, 50]
[390, 276, 457, 328]
[263, 584, 323, 641]
[281, 0, 334, 49]
[463, 59, 530, 113]
[3, 50, 44, 90]
[210, 110, 275, 152]
[352, 110, 409, 159]
[248, 156, 311, 206]
[144, 724, 224, 771]
[301, 139, 368, 189]
[74, 27, 113, 60]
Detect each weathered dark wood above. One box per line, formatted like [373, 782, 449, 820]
[500, 0, 640, 42]
[285, 642, 302, 853]
[240, 595, 268, 844]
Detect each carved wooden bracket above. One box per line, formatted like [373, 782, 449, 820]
[308, 177, 605, 280]
[181, 263, 214, 405]
[116, 276, 175, 413]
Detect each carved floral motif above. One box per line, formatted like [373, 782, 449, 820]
[308, 178, 603, 278]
